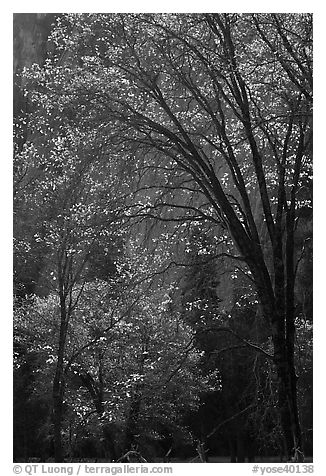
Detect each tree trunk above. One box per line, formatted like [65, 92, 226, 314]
[123, 388, 142, 453]
[236, 432, 245, 463]
[253, 253, 304, 462]
[78, 355, 120, 461]
[52, 305, 68, 463]
[258, 285, 303, 461]
[229, 437, 237, 463]
[123, 347, 147, 454]
[53, 383, 64, 462]
[273, 337, 303, 462]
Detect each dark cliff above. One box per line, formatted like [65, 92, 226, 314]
[13, 13, 57, 115]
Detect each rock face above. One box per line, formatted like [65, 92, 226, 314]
[13, 13, 57, 115]
[13, 14, 58, 297]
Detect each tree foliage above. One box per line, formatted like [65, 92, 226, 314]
[13, 13, 312, 463]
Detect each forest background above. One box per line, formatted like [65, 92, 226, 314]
[5, 1, 324, 466]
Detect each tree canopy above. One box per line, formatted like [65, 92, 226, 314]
[13, 13, 312, 463]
